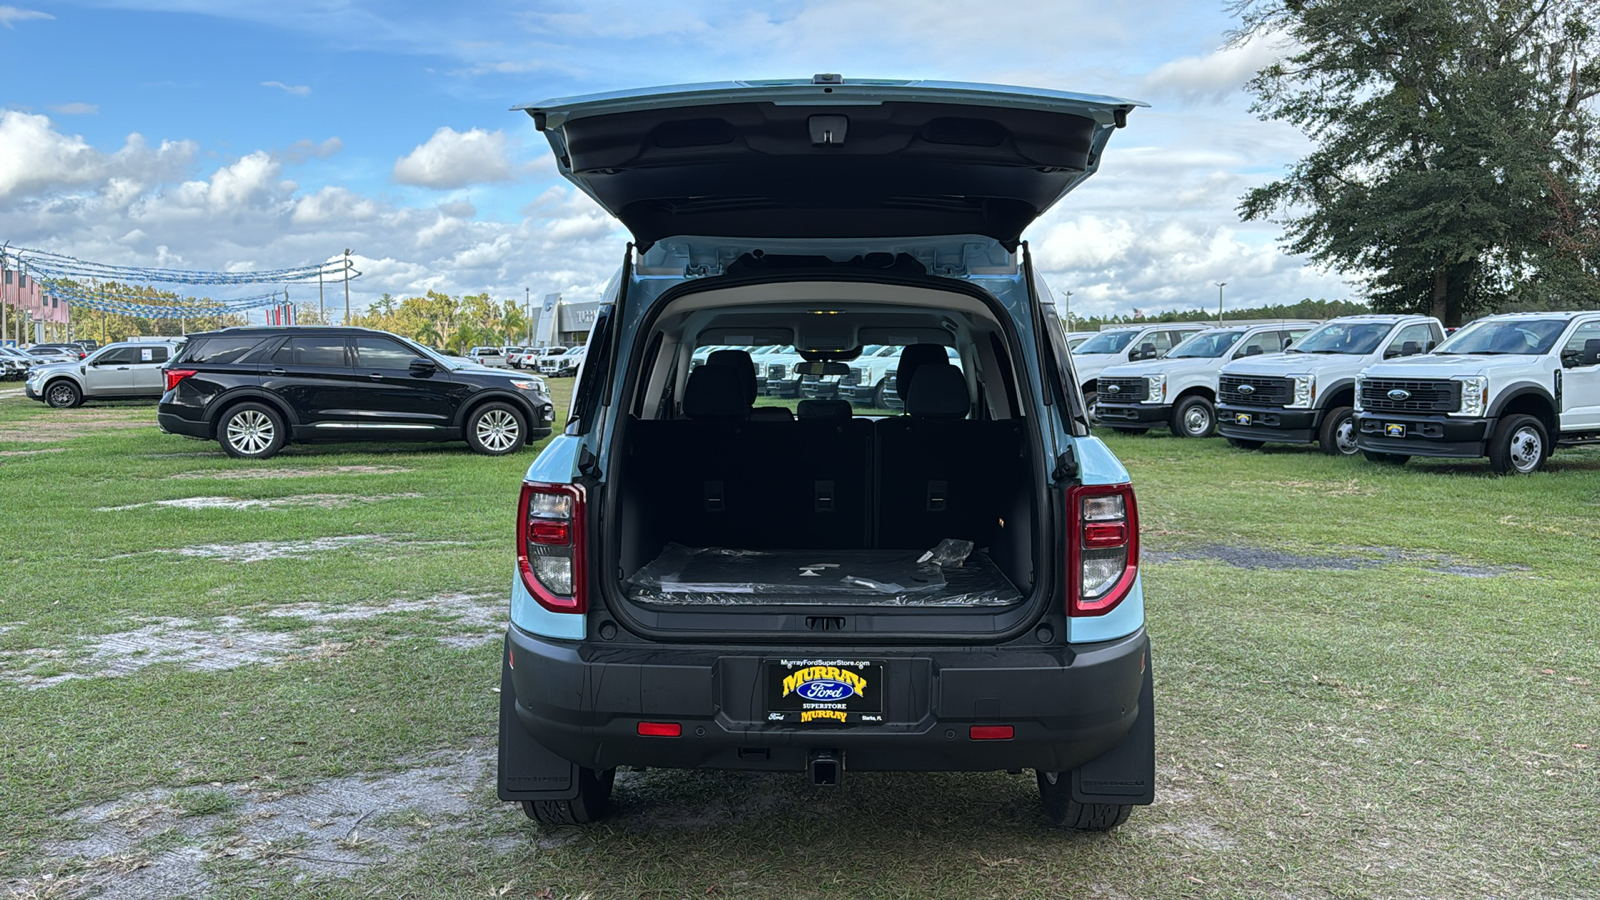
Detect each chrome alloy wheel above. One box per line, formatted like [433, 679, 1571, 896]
[1508, 425, 1543, 473]
[1182, 404, 1212, 436]
[475, 408, 520, 452]
[1335, 417, 1359, 455]
[46, 383, 78, 407]
[226, 409, 275, 455]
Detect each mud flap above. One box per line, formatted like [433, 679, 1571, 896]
[496, 638, 583, 801]
[1071, 653, 1155, 805]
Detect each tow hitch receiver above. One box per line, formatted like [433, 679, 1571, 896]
[808, 749, 843, 786]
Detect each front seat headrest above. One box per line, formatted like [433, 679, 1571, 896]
[706, 349, 758, 406]
[896, 344, 950, 398]
[797, 398, 852, 420]
[906, 364, 969, 419]
[683, 365, 748, 420]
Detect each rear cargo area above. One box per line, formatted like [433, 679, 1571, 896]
[612, 416, 1037, 609]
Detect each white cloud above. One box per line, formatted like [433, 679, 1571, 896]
[392, 127, 515, 189]
[261, 80, 312, 96]
[279, 137, 343, 164]
[0, 5, 51, 27]
[49, 102, 98, 115]
[1142, 34, 1291, 105]
[0, 111, 196, 200]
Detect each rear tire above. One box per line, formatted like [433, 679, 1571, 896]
[520, 767, 615, 825]
[466, 401, 527, 455]
[218, 402, 287, 459]
[1036, 771, 1132, 831]
[1318, 406, 1359, 456]
[1226, 437, 1264, 451]
[1170, 395, 1216, 438]
[45, 380, 82, 408]
[1487, 413, 1548, 475]
[1362, 450, 1410, 465]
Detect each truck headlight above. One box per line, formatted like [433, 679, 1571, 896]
[1288, 374, 1316, 408]
[1354, 374, 1365, 412]
[1144, 374, 1167, 404]
[1454, 375, 1487, 417]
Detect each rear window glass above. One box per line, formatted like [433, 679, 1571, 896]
[182, 337, 269, 365]
[273, 337, 350, 367]
[690, 344, 965, 417]
[1073, 331, 1138, 354]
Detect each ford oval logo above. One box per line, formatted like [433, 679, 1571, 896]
[794, 679, 858, 702]
[1388, 389, 1411, 401]
[1106, 384, 1120, 393]
[1238, 384, 1256, 394]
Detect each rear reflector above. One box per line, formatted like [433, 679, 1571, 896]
[637, 722, 682, 737]
[969, 725, 1014, 741]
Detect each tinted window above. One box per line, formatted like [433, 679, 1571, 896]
[95, 346, 139, 365]
[273, 337, 349, 367]
[355, 337, 419, 368]
[1234, 331, 1280, 357]
[127, 345, 169, 363]
[184, 336, 268, 365]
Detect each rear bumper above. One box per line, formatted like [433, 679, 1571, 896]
[503, 625, 1149, 774]
[157, 403, 210, 439]
[1095, 402, 1169, 425]
[1355, 413, 1491, 458]
[1216, 403, 1319, 443]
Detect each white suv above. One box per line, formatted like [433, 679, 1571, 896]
[1095, 323, 1314, 437]
[1354, 311, 1600, 474]
[1216, 314, 1444, 455]
[1070, 324, 1209, 415]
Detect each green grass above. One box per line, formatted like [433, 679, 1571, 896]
[1, 388, 1598, 898]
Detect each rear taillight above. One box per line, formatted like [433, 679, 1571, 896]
[517, 482, 586, 614]
[1067, 482, 1139, 616]
[165, 369, 197, 392]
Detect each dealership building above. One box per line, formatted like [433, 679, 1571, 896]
[527, 293, 600, 348]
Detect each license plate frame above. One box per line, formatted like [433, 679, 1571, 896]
[1385, 423, 1407, 438]
[766, 659, 884, 725]
[1234, 413, 1252, 426]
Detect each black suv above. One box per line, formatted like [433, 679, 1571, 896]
[157, 326, 555, 459]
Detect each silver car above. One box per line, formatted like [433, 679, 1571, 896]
[25, 340, 185, 408]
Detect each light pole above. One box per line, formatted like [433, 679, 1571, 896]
[525, 287, 532, 345]
[1061, 288, 1072, 329]
[1215, 282, 1227, 326]
[342, 249, 351, 325]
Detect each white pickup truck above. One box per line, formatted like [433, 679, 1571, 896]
[1216, 314, 1445, 455]
[1070, 324, 1209, 416]
[1353, 311, 1600, 473]
[1094, 323, 1314, 437]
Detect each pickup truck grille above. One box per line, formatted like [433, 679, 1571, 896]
[1219, 375, 1291, 406]
[842, 367, 864, 386]
[1098, 377, 1148, 402]
[1360, 378, 1460, 413]
[766, 363, 787, 379]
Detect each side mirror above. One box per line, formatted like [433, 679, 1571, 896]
[1382, 348, 1401, 359]
[1424, 340, 1437, 353]
[1401, 340, 1421, 357]
[408, 358, 438, 376]
[1133, 342, 1157, 360]
[1243, 345, 1263, 356]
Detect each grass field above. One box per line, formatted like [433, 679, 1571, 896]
[1, 381, 1597, 899]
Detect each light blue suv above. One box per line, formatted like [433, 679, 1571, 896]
[498, 76, 1153, 831]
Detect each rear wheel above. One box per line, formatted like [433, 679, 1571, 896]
[1036, 770, 1132, 831]
[1226, 437, 1264, 451]
[1363, 450, 1410, 465]
[1487, 414, 1547, 475]
[466, 402, 526, 455]
[520, 767, 615, 825]
[1318, 406, 1359, 456]
[219, 402, 287, 459]
[45, 380, 81, 409]
[1170, 395, 1215, 438]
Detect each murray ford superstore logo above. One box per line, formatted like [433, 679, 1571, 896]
[768, 659, 881, 724]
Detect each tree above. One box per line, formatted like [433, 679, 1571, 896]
[1232, 0, 1600, 324]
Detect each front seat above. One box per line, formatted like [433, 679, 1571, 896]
[894, 344, 951, 406]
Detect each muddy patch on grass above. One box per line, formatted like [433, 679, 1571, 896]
[168, 465, 410, 481]
[108, 534, 468, 564]
[16, 747, 495, 899]
[1145, 543, 1530, 578]
[0, 594, 502, 688]
[0, 415, 152, 443]
[99, 493, 421, 512]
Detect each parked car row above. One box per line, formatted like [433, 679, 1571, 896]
[24, 339, 187, 406]
[1090, 311, 1600, 474]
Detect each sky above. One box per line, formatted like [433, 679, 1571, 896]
[0, 0, 1355, 324]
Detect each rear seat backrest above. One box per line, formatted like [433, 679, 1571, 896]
[896, 344, 950, 399]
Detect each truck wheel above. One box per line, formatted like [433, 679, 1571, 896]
[1362, 450, 1410, 466]
[1226, 437, 1264, 451]
[874, 380, 892, 409]
[520, 767, 615, 825]
[1487, 414, 1548, 475]
[466, 402, 527, 455]
[1318, 406, 1359, 456]
[45, 380, 82, 408]
[1036, 771, 1132, 831]
[1170, 396, 1215, 438]
[219, 402, 287, 459]
[1083, 390, 1099, 421]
